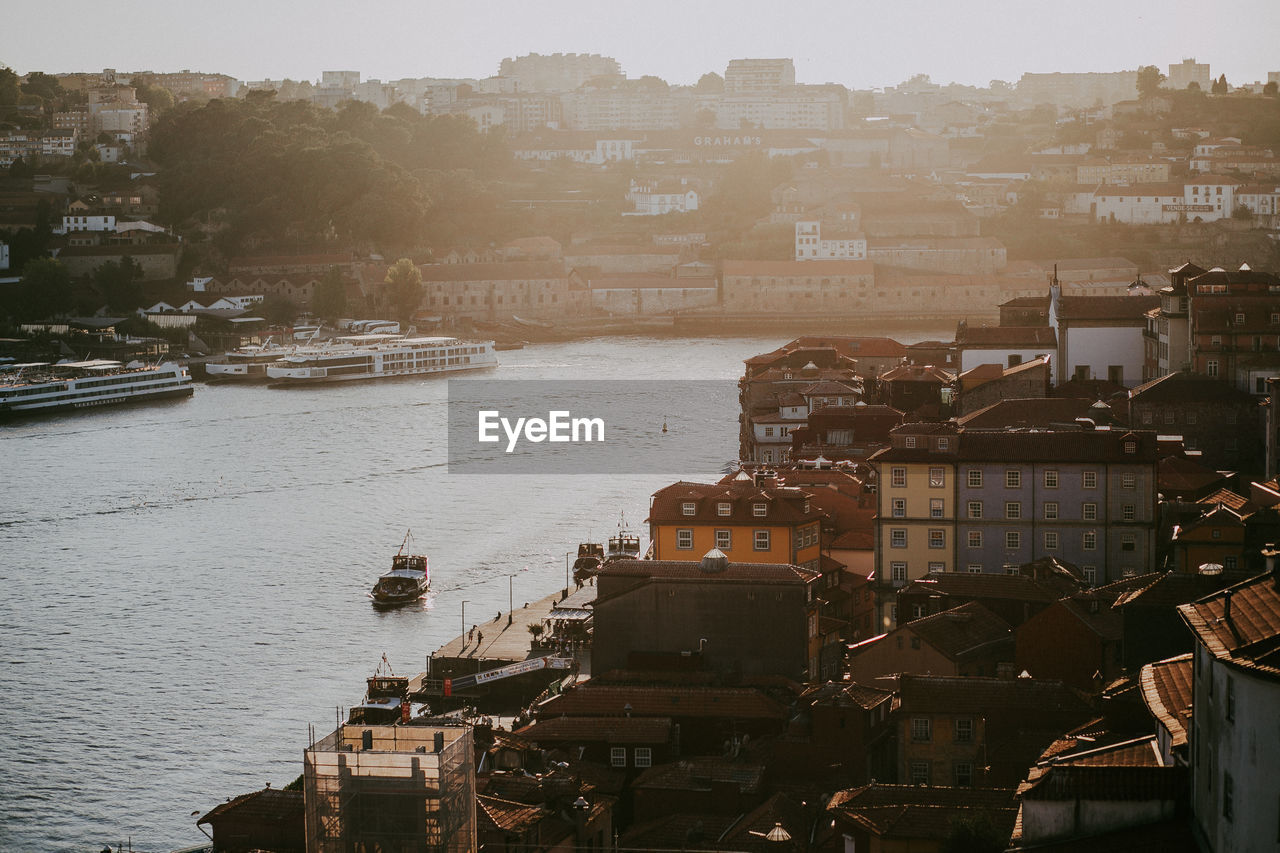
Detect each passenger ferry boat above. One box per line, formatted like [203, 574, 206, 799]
[0, 360, 193, 418]
[265, 335, 497, 385]
[204, 341, 291, 381]
[370, 531, 429, 606]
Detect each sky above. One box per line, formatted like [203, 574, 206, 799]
[3, 0, 1279, 91]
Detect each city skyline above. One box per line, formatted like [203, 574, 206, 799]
[3, 0, 1279, 91]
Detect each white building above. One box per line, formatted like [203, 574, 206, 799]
[58, 213, 116, 234]
[625, 178, 698, 216]
[1094, 178, 1240, 224]
[1178, 570, 1280, 853]
[1049, 285, 1157, 386]
[41, 130, 77, 158]
[794, 220, 867, 261]
[1168, 58, 1211, 91]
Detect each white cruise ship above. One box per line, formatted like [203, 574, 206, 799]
[204, 339, 330, 381]
[0, 360, 193, 417]
[265, 335, 497, 385]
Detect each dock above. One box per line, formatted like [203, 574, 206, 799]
[409, 582, 596, 706]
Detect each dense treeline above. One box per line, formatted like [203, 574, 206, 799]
[148, 92, 515, 258]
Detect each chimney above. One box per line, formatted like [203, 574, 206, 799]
[1223, 588, 1234, 624]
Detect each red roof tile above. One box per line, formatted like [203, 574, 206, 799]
[538, 685, 790, 721]
[1140, 654, 1193, 746]
[1177, 571, 1280, 679]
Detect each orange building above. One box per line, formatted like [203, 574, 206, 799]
[647, 474, 823, 570]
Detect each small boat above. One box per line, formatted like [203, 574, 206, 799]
[370, 531, 429, 605]
[572, 541, 605, 583]
[604, 513, 642, 565]
[348, 655, 413, 725]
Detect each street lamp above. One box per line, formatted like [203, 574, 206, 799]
[508, 574, 515, 626]
[461, 600, 469, 644]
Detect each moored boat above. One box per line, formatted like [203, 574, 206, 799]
[571, 541, 604, 583]
[266, 334, 497, 385]
[0, 359, 192, 418]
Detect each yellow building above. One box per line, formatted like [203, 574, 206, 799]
[648, 474, 823, 570]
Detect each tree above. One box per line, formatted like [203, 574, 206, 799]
[694, 72, 724, 93]
[384, 258, 423, 324]
[1232, 204, 1253, 221]
[1137, 65, 1166, 99]
[312, 266, 347, 321]
[94, 257, 144, 312]
[259, 294, 298, 325]
[18, 257, 74, 320]
[1212, 74, 1228, 95]
[20, 71, 63, 104]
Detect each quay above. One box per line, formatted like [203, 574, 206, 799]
[409, 582, 596, 708]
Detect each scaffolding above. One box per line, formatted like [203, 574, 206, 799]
[303, 723, 475, 853]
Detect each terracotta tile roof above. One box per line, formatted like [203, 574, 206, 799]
[477, 794, 545, 833]
[1035, 257, 1139, 272]
[1196, 487, 1254, 514]
[957, 363, 1005, 388]
[1112, 571, 1232, 609]
[827, 784, 1017, 841]
[802, 379, 862, 395]
[905, 601, 1013, 659]
[517, 715, 673, 744]
[197, 788, 303, 826]
[588, 274, 715, 290]
[630, 757, 765, 792]
[1059, 598, 1125, 642]
[1177, 571, 1280, 679]
[1158, 455, 1229, 496]
[723, 259, 874, 276]
[1022, 765, 1188, 802]
[879, 364, 954, 383]
[417, 261, 567, 281]
[956, 398, 1098, 430]
[898, 571, 1061, 603]
[228, 253, 352, 269]
[538, 685, 790, 721]
[956, 325, 1058, 348]
[800, 680, 894, 710]
[897, 674, 1092, 718]
[1056, 295, 1160, 321]
[601, 558, 820, 585]
[1140, 653, 1193, 747]
[1047, 735, 1163, 767]
[648, 481, 818, 526]
[617, 812, 740, 850]
[1129, 371, 1259, 404]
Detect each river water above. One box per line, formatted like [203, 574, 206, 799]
[0, 335, 800, 852]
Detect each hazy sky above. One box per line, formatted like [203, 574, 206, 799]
[4, 0, 1278, 90]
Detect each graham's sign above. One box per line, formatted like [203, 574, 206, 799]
[693, 135, 764, 146]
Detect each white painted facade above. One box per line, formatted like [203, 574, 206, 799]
[589, 283, 717, 315]
[58, 214, 116, 234]
[625, 179, 699, 216]
[1055, 325, 1145, 386]
[1094, 188, 1183, 224]
[794, 220, 868, 261]
[1189, 644, 1280, 853]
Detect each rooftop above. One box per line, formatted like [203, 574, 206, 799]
[1140, 653, 1193, 747]
[1177, 571, 1280, 680]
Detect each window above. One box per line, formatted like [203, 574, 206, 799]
[929, 467, 945, 487]
[890, 529, 907, 548]
[1005, 532, 1021, 550]
[610, 747, 626, 767]
[955, 718, 974, 743]
[930, 498, 944, 518]
[1207, 359, 1219, 378]
[929, 529, 945, 549]
[1084, 531, 1097, 550]
[928, 562, 944, 572]
[904, 435, 917, 448]
[967, 501, 983, 519]
[753, 503, 767, 517]
[676, 529, 693, 550]
[968, 531, 982, 548]
[1122, 534, 1136, 551]
[1044, 501, 1059, 520]
[682, 501, 696, 516]
[968, 564, 983, 573]
[717, 502, 731, 517]
[1005, 502, 1021, 520]
[910, 761, 931, 785]
[634, 747, 652, 768]
[1083, 502, 1098, 521]
[1044, 469, 1059, 488]
[968, 469, 982, 488]
[754, 530, 770, 551]
[937, 437, 950, 450]
[1123, 504, 1135, 521]
[764, 427, 774, 437]
[1082, 471, 1097, 489]
[892, 498, 906, 518]
[911, 718, 932, 742]
[715, 530, 732, 550]
[1045, 531, 1059, 549]
[891, 467, 907, 488]
[891, 562, 907, 586]
[1122, 473, 1136, 489]
[1083, 566, 1097, 585]
[1006, 470, 1021, 488]
[954, 762, 974, 787]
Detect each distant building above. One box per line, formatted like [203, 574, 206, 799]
[794, 219, 867, 261]
[724, 59, 795, 95]
[625, 178, 698, 216]
[1168, 58, 1211, 91]
[499, 53, 621, 92]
